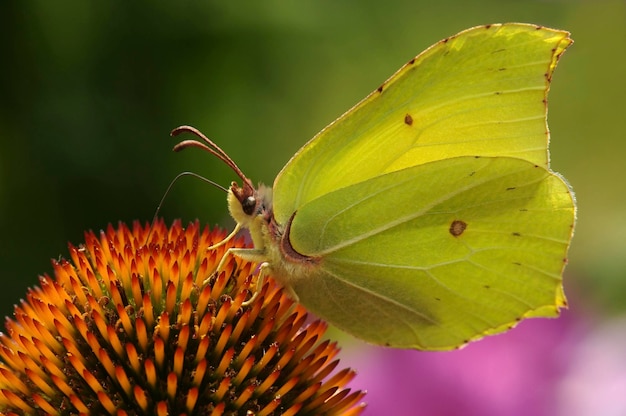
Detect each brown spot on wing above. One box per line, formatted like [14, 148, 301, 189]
[449, 220, 467, 237]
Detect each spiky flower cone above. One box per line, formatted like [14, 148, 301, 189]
[0, 220, 365, 415]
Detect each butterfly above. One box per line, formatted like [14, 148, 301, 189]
[172, 23, 576, 350]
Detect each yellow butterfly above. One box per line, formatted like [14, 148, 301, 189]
[173, 23, 575, 350]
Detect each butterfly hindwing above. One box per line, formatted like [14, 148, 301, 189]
[286, 156, 574, 349]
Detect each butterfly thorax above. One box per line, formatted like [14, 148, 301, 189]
[228, 182, 321, 294]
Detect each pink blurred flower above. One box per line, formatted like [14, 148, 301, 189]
[557, 317, 626, 416]
[340, 311, 581, 416]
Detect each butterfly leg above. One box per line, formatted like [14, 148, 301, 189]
[201, 224, 243, 287]
[228, 247, 272, 306]
[204, 246, 269, 303]
[241, 261, 270, 306]
[206, 223, 241, 251]
[206, 246, 301, 306]
[240, 261, 301, 306]
[203, 246, 264, 285]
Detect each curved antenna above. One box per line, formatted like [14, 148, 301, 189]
[146, 171, 228, 245]
[171, 125, 250, 184]
[164, 126, 253, 254]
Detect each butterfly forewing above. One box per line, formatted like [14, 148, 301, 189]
[272, 24, 572, 225]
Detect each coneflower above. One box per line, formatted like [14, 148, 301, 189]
[0, 219, 365, 415]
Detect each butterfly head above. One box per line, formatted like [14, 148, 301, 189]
[170, 126, 276, 245]
[228, 180, 275, 255]
[228, 179, 257, 225]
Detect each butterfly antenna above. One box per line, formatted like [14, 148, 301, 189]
[171, 125, 252, 186]
[145, 171, 228, 245]
[168, 125, 250, 261]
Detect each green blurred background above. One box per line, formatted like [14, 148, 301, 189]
[1, 0, 624, 413]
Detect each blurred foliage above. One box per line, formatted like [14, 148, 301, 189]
[0, 0, 624, 325]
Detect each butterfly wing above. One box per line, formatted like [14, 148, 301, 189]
[272, 24, 572, 225]
[286, 156, 574, 349]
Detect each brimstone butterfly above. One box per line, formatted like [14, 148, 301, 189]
[173, 23, 576, 350]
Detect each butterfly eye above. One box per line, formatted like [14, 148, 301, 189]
[242, 196, 256, 215]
